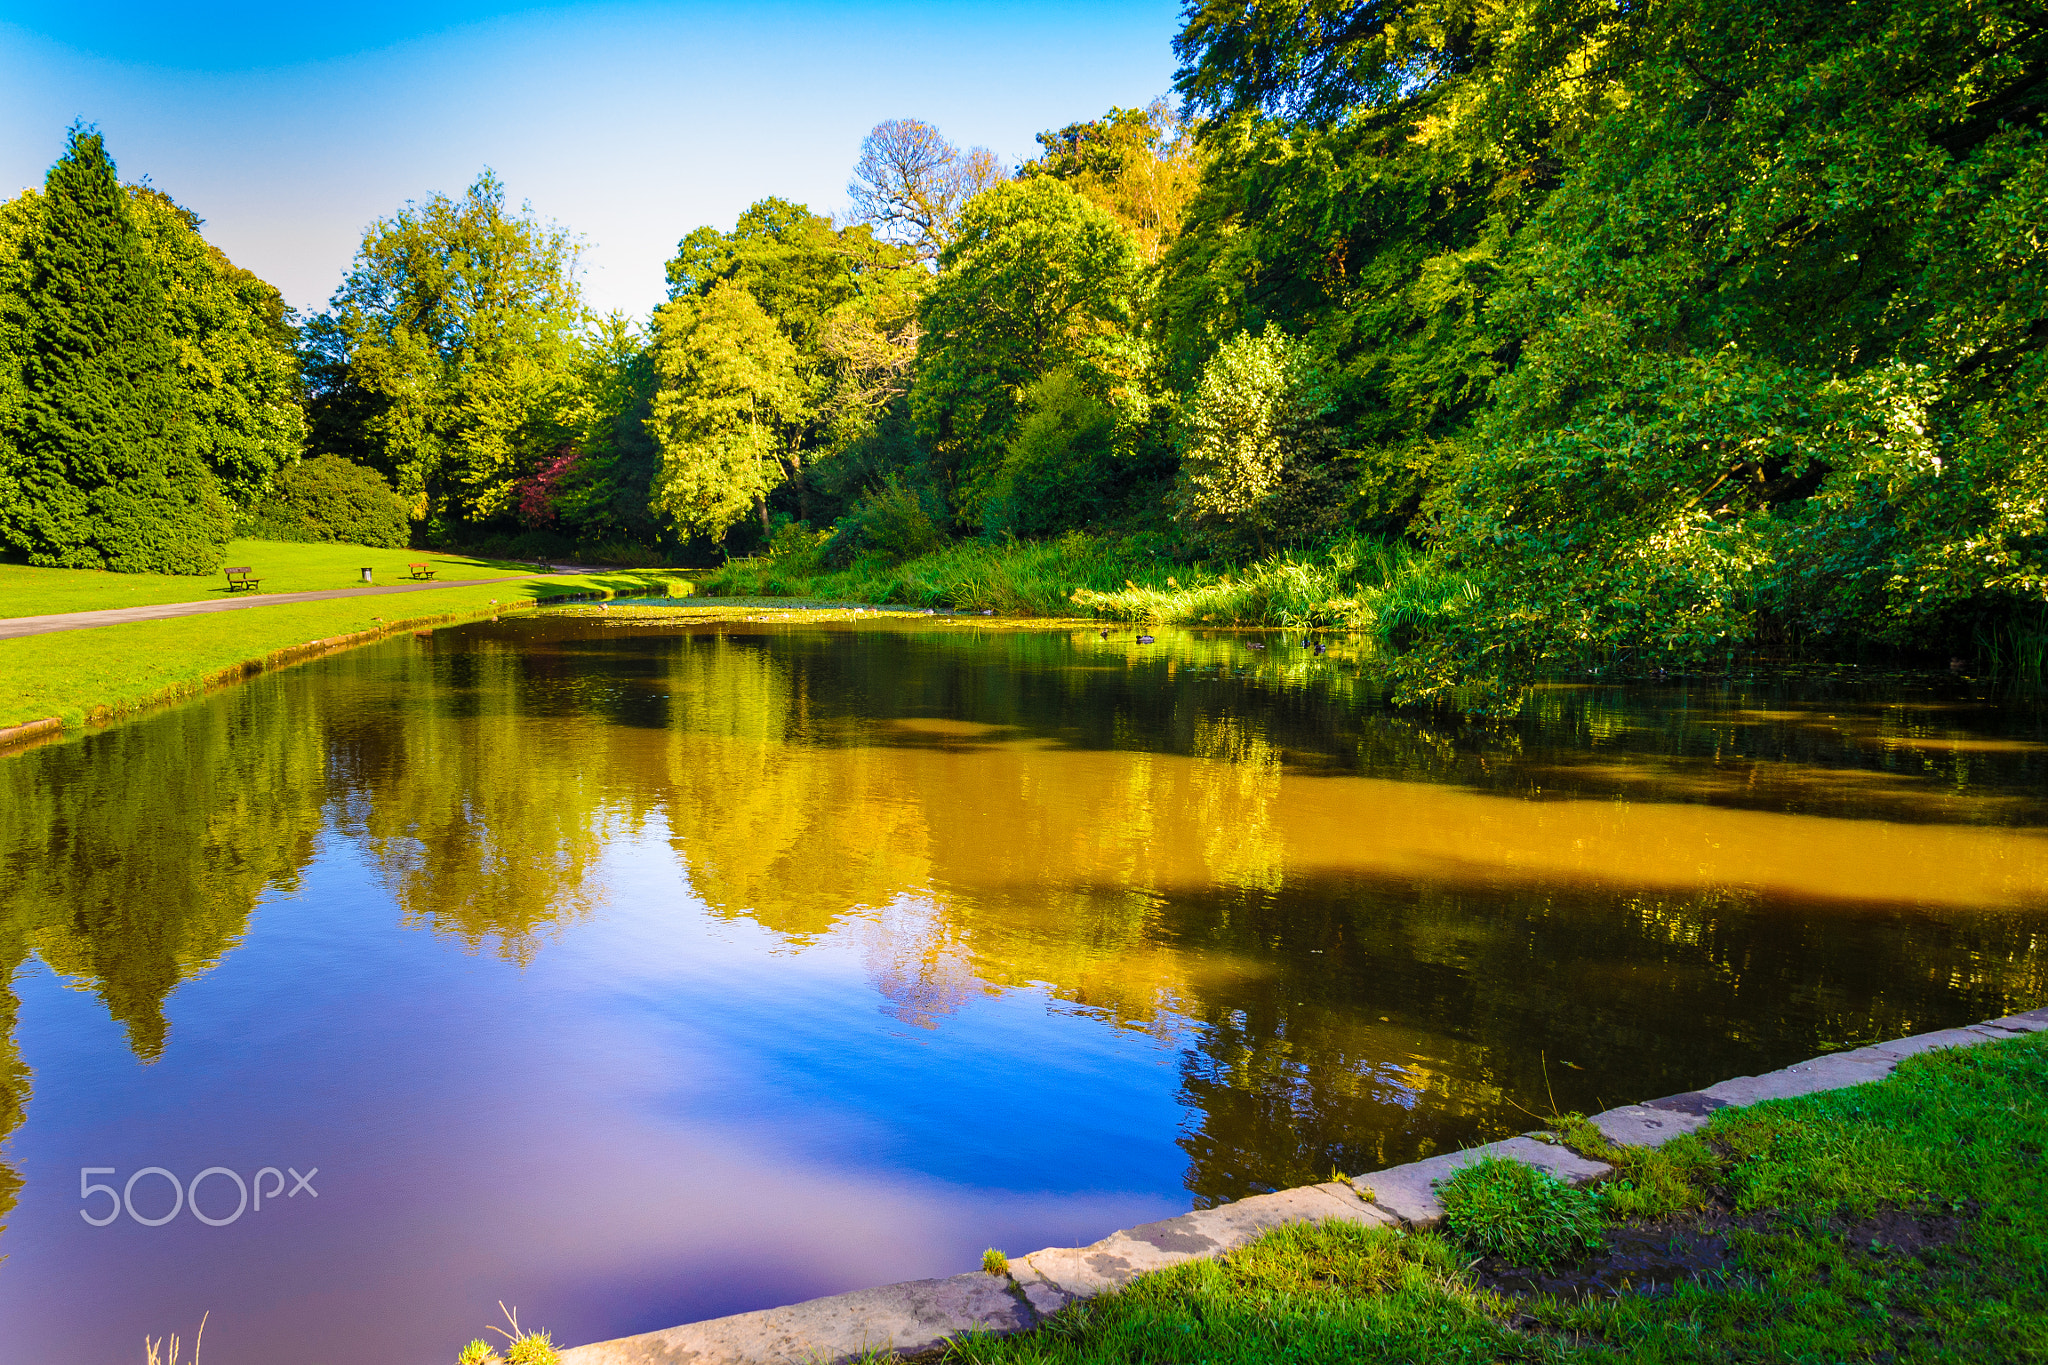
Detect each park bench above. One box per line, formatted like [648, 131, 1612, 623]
[223, 566, 260, 592]
[406, 563, 437, 580]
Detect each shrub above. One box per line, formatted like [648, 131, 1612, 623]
[980, 369, 1118, 540]
[825, 474, 949, 565]
[766, 518, 831, 571]
[1439, 1156, 1605, 1266]
[250, 454, 410, 548]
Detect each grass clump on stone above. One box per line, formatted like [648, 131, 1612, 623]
[982, 1248, 1010, 1277]
[1440, 1155, 1606, 1266]
[1549, 1113, 1718, 1220]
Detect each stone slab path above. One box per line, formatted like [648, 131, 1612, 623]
[0, 576, 534, 641]
[560, 1006, 2048, 1365]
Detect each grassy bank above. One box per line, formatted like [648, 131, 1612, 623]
[0, 540, 546, 618]
[697, 534, 1468, 635]
[949, 1029, 2047, 1363]
[0, 570, 686, 730]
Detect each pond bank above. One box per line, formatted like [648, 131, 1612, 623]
[559, 1006, 2048, 1365]
[0, 571, 687, 734]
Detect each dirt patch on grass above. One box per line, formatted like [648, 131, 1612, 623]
[1475, 1199, 1972, 1302]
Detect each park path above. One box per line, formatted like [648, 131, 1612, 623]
[0, 575, 537, 641]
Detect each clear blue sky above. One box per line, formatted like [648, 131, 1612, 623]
[0, 1, 1184, 318]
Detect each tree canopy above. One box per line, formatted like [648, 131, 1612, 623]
[304, 170, 586, 537]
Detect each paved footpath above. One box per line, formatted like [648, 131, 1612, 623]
[560, 1006, 2048, 1365]
[0, 576, 535, 641]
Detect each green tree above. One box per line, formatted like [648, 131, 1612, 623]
[648, 280, 806, 538]
[544, 314, 664, 549]
[128, 188, 304, 512]
[979, 368, 1121, 539]
[665, 198, 924, 523]
[1175, 326, 1346, 554]
[304, 171, 585, 537]
[0, 127, 230, 572]
[1415, 0, 2048, 687]
[910, 177, 1146, 515]
[1, 180, 305, 533]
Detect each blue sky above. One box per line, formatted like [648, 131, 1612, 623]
[0, 2, 1184, 318]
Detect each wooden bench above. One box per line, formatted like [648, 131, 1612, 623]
[224, 566, 260, 592]
[406, 563, 437, 581]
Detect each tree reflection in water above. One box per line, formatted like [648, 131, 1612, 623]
[1, 617, 2045, 1236]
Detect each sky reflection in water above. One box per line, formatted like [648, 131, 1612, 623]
[0, 616, 2043, 1364]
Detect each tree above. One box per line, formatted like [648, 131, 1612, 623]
[1173, 0, 1503, 124]
[1175, 326, 1346, 554]
[304, 171, 586, 537]
[0, 127, 229, 573]
[1019, 100, 1206, 262]
[648, 281, 806, 538]
[543, 315, 665, 549]
[664, 198, 925, 523]
[910, 177, 1146, 514]
[128, 187, 304, 512]
[1412, 0, 2048, 689]
[847, 119, 1006, 263]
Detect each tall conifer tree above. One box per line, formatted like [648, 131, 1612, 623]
[0, 126, 227, 572]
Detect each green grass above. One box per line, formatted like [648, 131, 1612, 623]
[696, 533, 1467, 633]
[1440, 1156, 1606, 1267]
[0, 539, 545, 618]
[0, 569, 686, 729]
[943, 1029, 2048, 1363]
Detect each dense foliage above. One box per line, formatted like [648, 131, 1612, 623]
[5, 0, 2043, 697]
[303, 171, 586, 540]
[0, 130, 236, 572]
[248, 452, 410, 548]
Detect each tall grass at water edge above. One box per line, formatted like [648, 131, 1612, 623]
[697, 534, 1474, 638]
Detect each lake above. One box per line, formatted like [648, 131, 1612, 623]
[2, 613, 2044, 1364]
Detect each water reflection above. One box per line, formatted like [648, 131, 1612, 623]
[0, 618, 2043, 1356]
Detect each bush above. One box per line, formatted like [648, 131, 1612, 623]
[1439, 1156, 1605, 1266]
[980, 369, 1118, 540]
[250, 454, 410, 548]
[824, 475, 949, 566]
[766, 519, 831, 571]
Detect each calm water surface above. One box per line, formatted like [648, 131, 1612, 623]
[1, 616, 2044, 1363]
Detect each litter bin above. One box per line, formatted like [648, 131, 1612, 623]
[360, 567, 373, 584]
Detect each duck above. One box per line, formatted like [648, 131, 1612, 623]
[1136, 634, 1156, 644]
[1100, 628, 1109, 639]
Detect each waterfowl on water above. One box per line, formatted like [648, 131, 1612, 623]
[1136, 634, 1156, 644]
[1247, 641, 1265, 650]
[1100, 628, 1109, 639]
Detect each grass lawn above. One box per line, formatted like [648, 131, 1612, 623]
[0, 540, 543, 618]
[0, 569, 688, 728]
[946, 1029, 2048, 1364]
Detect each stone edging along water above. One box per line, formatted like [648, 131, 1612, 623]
[558, 1006, 2048, 1365]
